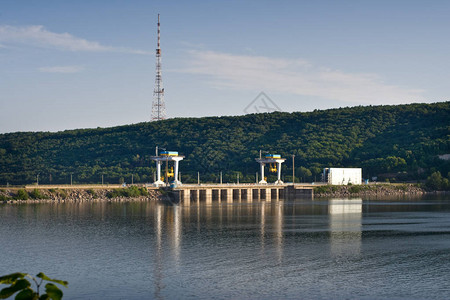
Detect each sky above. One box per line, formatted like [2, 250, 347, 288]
[0, 0, 449, 133]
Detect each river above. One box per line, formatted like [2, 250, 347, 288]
[1, 195, 449, 299]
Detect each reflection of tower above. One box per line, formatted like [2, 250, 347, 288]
[274, 203, 284, 263]
[328, 199, 362, 257]
[153, 204, 163, 299]
[151, 14, 166, 121]
[172, 205, 181, 268]
[260, 202, 266, 250]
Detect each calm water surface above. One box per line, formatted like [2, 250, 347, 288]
[1, 196, 450, 299]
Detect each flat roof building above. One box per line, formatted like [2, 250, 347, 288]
[323, 168, 362, 185]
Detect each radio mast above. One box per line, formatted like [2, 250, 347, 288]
[151, 14, 166, 121]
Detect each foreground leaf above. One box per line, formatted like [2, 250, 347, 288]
[43, 284, 63, 300]
[0, 279, 30, 299]
[0, 273, 26, 285]
[35, 274, 67, 288]
[15, 288, 38, 300]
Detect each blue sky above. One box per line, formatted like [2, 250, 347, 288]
[0, 0, 449, 133]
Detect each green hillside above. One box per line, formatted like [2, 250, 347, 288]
[0, 102, 449, 185]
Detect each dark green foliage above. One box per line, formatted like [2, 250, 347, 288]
[0, 195, 10, 201]
[56, 189, 67, 199]
[425, 171, 450, 191]
[348, 185, 362, 194]
[14, 190, 28, 200]
[314, 185, 332, 194]
[0, 272, 67, 300]
[106, 186, 148, 198]
[0, 102, 448, 185]
[86, 189, 97, 198]
[29, 189, 49, 200]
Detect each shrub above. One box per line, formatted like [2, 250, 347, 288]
[314, 185, 332, 194]
[0, 194, 10, 201]
[349, 185, 362, 194]
[106, 190, 120, 198]
[86, 188, 97, 198]
[397, 184, 408, 191]
[57, 189, 68, 199]
[106, 186, 149, 198]
[29, 189, 49, 199]
[15, 189, 29, 200]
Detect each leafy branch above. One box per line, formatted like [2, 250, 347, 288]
[0, 272, 68, 300]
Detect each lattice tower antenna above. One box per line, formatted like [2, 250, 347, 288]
[151, 14, 166, 121]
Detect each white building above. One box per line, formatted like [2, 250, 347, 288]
[323, 168, 362, 185]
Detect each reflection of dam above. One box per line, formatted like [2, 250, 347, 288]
[328, 199, 362, 256]
[152, 201, 286, 287]
[172, 184, 313, 205]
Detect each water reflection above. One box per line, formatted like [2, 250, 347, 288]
[273, 203, 284, 263]
[2, 198, 450, 299]
[172, 205, 181, 268]
[154, 204, 164, 300]
[328, 199, 362, 257]
[260, 202, 265, 251]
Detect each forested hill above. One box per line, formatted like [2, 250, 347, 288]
[0, 102, 449, 185]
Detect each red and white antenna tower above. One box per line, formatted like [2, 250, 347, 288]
[151, 14, 166, 121]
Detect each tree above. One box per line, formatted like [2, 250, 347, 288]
[426, 171, 450, 191]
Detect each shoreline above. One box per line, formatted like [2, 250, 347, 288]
[0, 187, 162, 204]
[1, 184, 449, 203]
[313, 183, 435, 198]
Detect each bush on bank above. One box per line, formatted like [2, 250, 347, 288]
[106, 186, 149, 198]
[14, 189, 29, 200]
[29, 188, 49, 200]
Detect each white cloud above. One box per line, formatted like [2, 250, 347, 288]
[178, 50, 425, 105]
[0, 25, 150, 54]
[38, 65, 84, 73]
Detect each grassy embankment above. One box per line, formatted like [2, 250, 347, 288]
[0, 186, 158, 202]
[313, 183, 426, 197]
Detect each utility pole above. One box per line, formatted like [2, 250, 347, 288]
[197, 172, 200, 185]
[220, 171, 222, 184]
[70, 173, 73, 186]
[102, 174, 104, 185]
[36, 174, 39, 186]
[256, 172, 258, 183]
[237, 173, 239, 184]
[292, 154, 295, 184]
[131, 174, 134, 185]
